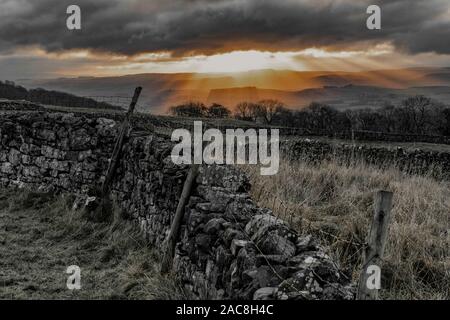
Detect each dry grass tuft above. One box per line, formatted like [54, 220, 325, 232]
[242, 158, 450, 300]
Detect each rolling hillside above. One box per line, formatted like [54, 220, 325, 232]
[17, 68, 450, 113]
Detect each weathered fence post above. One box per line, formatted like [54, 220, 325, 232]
[357, 190, 394, 300]
[87, 87, 141, 221]
[351, 128, 355, 162]
[161, 164, 200, 274]
[101, 87, 142, 198]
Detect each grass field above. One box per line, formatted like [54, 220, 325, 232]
[0, 190, 183, 300]
[243, 157, 450, 300]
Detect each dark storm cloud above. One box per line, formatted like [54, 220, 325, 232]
[0, 0, 449, 56]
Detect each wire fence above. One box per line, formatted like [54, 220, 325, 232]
[247, 170, 367, 274]
[14, 91, 450, 145]
[144, 116, 450, 145]
[18, 94, 148, 112]
[83, 95, 145, 110]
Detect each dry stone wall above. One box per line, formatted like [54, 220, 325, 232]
[0, 110, 353, 300]
[0, 111, 117, 192]
[282, 138, 450, 179]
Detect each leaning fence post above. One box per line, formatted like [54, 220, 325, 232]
[161, 164, 200, 274]
[357, 190, 393, 300]
[101, 87, 142, 198]
[85, 87, 141, 221]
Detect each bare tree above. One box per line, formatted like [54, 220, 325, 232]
[207, 103, 231, 118]
[255, 99, 285, 124]
[402, 96, 433, 134]
[169, 101, 207, 117]
[234, 102, 256, 121]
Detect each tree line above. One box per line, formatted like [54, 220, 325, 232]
[0, 81, 122, 111]
[169, 96, 450, 137]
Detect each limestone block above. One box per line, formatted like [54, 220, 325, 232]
[1, 162, 14, 175]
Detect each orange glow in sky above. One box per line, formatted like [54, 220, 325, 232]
[91, 45, 404, 75]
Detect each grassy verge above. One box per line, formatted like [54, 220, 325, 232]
[0, 189, 184, 300]
[243, 158, 450, 300]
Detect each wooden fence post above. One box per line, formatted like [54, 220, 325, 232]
[101, 86, 142, 198]
[357, 190, 393, 300]
[161, 164, 200, 274]
[85, 87, 142, 221]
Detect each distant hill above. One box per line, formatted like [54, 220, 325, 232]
[17, 68, 450, 113]
[208, 85, 450, 110]
[0, 81, 123, 111]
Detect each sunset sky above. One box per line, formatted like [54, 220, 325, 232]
[1, 0, 450, 79]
